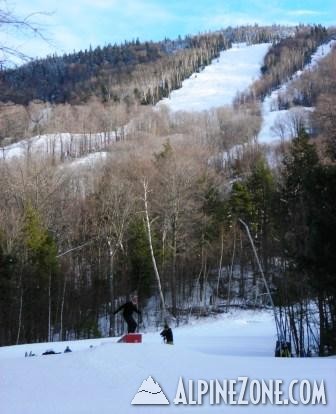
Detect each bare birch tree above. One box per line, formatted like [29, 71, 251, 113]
[143, 178, 167, 320]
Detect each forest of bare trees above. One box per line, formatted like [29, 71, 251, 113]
[0, 24, 335, 358]
[1, 102, 335, 356]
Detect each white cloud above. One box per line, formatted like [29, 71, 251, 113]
[287, 9, 325, 17]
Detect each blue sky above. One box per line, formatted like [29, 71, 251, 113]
[3, 0, 336, 59]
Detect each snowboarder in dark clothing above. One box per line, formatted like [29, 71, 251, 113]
[114, 295, 141, 333]
[160, 323, 173, 345]
[64, 346, 72, 353]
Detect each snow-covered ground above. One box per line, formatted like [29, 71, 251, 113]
[258, 40, 336, 144]
[1, 309, 335, 413]
[158, 43, 271, 112]
[0, 131, 116, 161]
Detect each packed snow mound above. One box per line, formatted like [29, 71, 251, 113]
[131, 376, 169, 405]
[158, 43, 271, 112]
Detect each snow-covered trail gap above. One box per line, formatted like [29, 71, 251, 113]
[158, 43, 271, 112]
[258, 40, 336, 144]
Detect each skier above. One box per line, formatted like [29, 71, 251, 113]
[160, 322, 173, 345]
[114, 295, 142, 333]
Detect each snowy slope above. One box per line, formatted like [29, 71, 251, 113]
[158, 43, 271, 112]
[258, 40, 336, 144]
[1, 41, 334, 164]
[1, 309, 335, 414]
[1, 131, 115, 161]
[0, 42, 273, 165]
[1, 43, 270, 163]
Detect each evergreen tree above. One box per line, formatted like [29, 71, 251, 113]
[280, 129, 336, 355]
[127, 218, 154, 298]
[20, 206, 58, 342]
[0, 242, 18, 344]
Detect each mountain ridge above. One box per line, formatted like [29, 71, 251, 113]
[0, 24, 296, 106]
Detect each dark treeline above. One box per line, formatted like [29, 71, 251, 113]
[0, 34, 226, 104]
[0, 25, 292, 106]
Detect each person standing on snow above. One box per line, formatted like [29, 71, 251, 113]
[160, 322, 173, 345]
[114, 295, 142, 333]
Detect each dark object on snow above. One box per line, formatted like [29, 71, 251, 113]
[25, 351, 36, 357]
[275, 340, 291, 357]
[42, 349, 61, 355]
[64, 346, 72, 353]
[160, 323, 174, 345]
[114, 296, 141, 334]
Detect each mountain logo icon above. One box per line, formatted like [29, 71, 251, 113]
[131, 376, 170, 405]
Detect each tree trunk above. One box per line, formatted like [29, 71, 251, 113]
[318, 296, 326, 356]
[215, 228, 224, 308]
[60, 276, 67, 341]
[143, 179, 167, 320]
[48, 272, 52, 342]
[171, 214, 177, 315]
[16, 281, 23, 345]
[227, 226, 236, 311]
[108, 239, 116, 337]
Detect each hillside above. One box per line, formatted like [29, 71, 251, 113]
[0, 23, 336, 364]
[158, 43, 270, 112]
[1, 42, 270, 160]
[258, 40, 336, 144]
[0, 25, 294, 106]
[1, 3, 336, 412]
